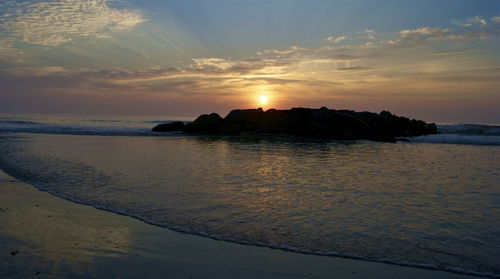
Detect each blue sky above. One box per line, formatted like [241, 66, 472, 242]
[0, 0, 499, 122]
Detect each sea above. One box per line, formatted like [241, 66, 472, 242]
[0, 113, 499, 277]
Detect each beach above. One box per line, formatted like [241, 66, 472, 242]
[0, 170, 484, 278]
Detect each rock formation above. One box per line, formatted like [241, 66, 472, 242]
[152, 107, 437, 142]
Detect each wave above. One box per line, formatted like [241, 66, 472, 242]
[409, 134, 500, 146]
[408, 124, 500, 146]
[0, 120, 41, 125]
[438, 124, 500, 136]
[0, 124, 185, 137]
[144, 120, 184, 124]
[0, 117, 184, 137]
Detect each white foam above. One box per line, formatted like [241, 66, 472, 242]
[409, 134, 500, 146]
[438, 124, 500, 136]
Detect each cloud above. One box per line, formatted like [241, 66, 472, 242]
[379, 26, 498, 47]
[1, 20, 498, 114]
[4, 20, 496, 87]
[378, 27, 452, 47]
[325, 36, 347, 44]
[0, 38, 25, 62]
[426, 48, 472, 56]
[0, 0, 146, 47]
[467, 16, 487, 26]
[364, 29, 375, 40]
[400, 27, 451, 37]
[7, 66, 68, 76]
[337, 66, 370, 71]
[191, 58, 235, 71]
[256, 46, 308, 58]
[452, 16, 489, 27]
[451, 19, 472, 27]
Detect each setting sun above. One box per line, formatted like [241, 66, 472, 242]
[259, 95, 268, 105]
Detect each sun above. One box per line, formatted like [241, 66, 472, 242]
[259, 95, 268, 105]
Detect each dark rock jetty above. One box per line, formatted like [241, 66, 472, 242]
[152, 107, 437, 142]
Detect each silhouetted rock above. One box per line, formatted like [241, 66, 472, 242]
[218, 108, 264, 134]
[184, 113, 224, 134]
[152, 107, 437, 142]
[152, 121, 185, 132]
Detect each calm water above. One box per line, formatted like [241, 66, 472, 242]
[0, 114, 499, 276]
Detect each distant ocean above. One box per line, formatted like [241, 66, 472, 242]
[0, 113, 499, 277]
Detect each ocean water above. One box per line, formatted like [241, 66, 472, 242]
[0, 114, 499, 277]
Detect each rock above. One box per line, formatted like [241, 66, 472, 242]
[218, 108, 264, 134]
[184, 113, 224, 134]
[152, 121, 185, 132]
[152, 107, 437, 142]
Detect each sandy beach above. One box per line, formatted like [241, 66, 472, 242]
[0, 170, 483, 279]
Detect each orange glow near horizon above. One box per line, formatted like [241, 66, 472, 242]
[250, 85, 275, 109]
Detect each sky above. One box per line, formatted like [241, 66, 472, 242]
[0, 0, 499, 123]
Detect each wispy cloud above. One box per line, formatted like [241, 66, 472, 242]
[5, 21, 497, 85]
[0, 38, 25, 62]
[452, 16, 491, 27]
[396, 27, 452, 45]
[363, 29, 376, 40]
[1, 17, 498, 117]
[325, 36, 347, 44]
[451, 19, 472, 27]
[467, 16, 488, 26]
[256, 46, 308, 58]
[379, 26, 497, 48]
[0, 0, 146, 48]
[8, 66, 68, 76]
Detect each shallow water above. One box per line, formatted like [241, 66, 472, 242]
[0, 115, 499, 276]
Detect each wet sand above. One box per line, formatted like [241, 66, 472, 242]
[0, 170, 481, 278]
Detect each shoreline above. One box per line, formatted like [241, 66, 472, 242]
[0, 170, 486, 278]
